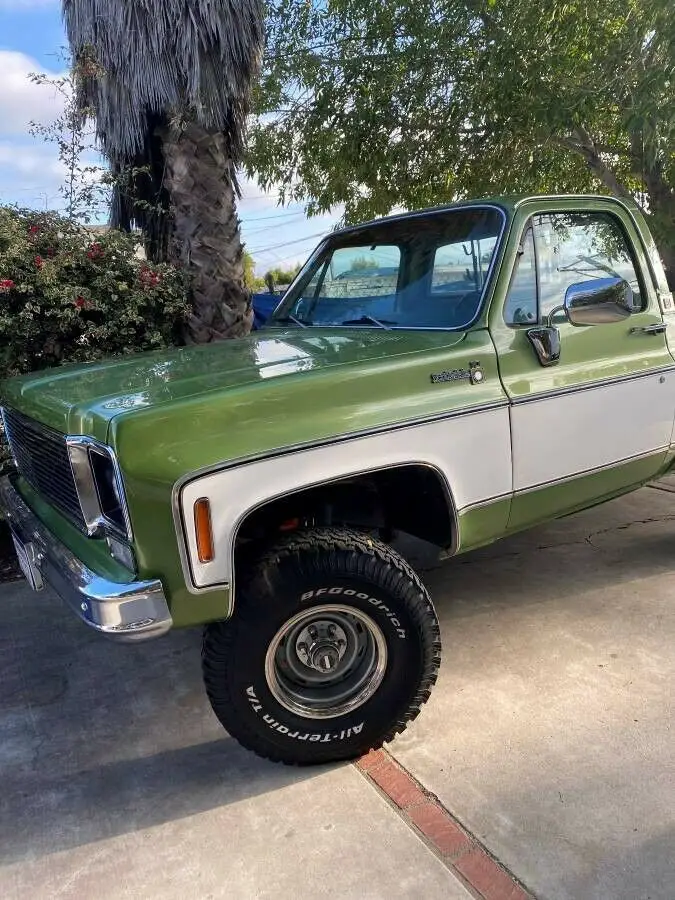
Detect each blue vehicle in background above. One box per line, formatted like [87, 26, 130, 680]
[251, 293, 280, 329]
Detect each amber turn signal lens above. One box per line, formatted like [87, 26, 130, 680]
[194, 498, 215, 563]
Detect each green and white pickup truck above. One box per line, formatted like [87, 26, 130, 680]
[2, 194, 674, 764]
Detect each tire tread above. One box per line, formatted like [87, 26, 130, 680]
[202, 527, 441, 765]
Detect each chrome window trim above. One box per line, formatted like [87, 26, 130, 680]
[66, 436, 133, 542]
[512, 194, 666, 298]
[268, 203, 509, 333]
[505, 206, 650, 327]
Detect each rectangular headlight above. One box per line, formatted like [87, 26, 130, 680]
[89, 448, 127, 533]
[66, 437, 132, 540]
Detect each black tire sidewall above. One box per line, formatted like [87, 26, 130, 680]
[217, 573, 427, 761]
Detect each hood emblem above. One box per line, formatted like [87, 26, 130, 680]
[430, 361, 485, 385]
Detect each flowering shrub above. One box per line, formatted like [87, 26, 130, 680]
[0, 206, 190, 469]
[0, 207, 189, 378]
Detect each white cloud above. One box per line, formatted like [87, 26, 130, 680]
[0, 50, 73, 210]
[0, 76, 338, 252]
[0, 139, 104, 215]
[0, 140, 66, 209]
[0, 50, 66, 137]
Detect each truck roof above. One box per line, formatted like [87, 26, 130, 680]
[332, 193, 639, 238]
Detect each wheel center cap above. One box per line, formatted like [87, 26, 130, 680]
[310, 644, 341, 671]
[295, 619, 348, 673]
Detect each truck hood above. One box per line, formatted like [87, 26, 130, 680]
[0, 327, 466, 440]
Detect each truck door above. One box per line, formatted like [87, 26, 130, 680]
[489, 198, 675, 532]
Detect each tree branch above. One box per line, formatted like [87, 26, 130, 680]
[552, 130, 633, 201]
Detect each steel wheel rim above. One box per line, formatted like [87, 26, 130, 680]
[265, 603, 388, 719]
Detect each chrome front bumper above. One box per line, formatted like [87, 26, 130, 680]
[0, 475, 172, 642]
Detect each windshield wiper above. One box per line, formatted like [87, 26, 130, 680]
[340, 315, 396, 329]
[273, 314, 312, 328]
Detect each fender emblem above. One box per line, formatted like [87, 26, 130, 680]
[430, 361, 485, 385]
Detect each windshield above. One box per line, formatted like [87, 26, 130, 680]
[270, 206, 505, 329]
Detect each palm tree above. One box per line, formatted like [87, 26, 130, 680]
[62, 0, 264, 340]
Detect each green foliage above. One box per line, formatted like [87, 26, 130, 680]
[249, 0, 675, 285]
[243, 250, 267, 290]
[264, 264, 302, 287]
[0, 207, 190, 381]
[350, 256, 378, 271]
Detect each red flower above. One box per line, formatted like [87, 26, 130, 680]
[87, 242, 103, 260]
[46, 247, 56, 258]
[0, 278, 15, 290]
[74, 296, 87, 309]
[34, 255, 43, 269]
[28, 225, 40, 235]
[139, 267, 161, 287]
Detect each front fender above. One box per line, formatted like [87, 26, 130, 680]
[174, 405, 511, 605]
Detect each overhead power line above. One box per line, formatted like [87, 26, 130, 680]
[241, 208, 306, 222]
[243, 213, 307, 237]
[248, 229, 329, 255]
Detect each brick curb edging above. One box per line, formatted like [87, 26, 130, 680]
[356, 749, 534, 900]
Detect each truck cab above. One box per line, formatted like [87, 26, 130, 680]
[2, 194, 674, 765]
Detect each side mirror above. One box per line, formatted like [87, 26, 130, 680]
[564, 277, 633, 326]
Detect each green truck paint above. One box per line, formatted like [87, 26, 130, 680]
[2, 193, 674, 764]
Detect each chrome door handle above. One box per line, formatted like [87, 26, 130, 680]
[630, 323, 667, 335]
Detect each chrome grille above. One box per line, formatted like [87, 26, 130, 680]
[2, 408, 85, 529]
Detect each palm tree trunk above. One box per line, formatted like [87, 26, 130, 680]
[161, 122, 253, 341]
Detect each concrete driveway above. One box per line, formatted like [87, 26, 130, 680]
[396, 485, 675, 900]
[0, 487, 673, 899]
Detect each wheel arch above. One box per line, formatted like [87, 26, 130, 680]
[175, 438, 473, 606]
[232, 461, 458, 599]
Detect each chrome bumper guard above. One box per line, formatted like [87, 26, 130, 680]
[0, 475, 172, 642]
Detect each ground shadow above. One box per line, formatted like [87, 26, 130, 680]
[0, 735, 326, 865]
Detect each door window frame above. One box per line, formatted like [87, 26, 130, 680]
[502, 207, 651, 329]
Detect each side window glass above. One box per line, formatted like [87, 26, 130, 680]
[504, 227, 537, 326]
[432, 235, 497, 294]
[317, 246, 401, 299]
[535, 212, 644, 319]
[291, 246, 400, 321]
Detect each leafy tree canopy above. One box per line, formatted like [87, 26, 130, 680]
[249, 0, 675, 285]
[264, 264, 302, 285]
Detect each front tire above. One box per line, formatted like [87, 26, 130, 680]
[202, 527, 441, 765]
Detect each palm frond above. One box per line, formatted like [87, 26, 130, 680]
[63, 0, 263, 247]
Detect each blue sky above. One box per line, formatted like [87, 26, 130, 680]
[0, 0, 340, 274]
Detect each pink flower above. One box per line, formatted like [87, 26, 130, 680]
[34, 255, 43, 269]
[87, 242, 103, 260]
[28, 225, 40, 235]
[0, 278, 15, 290]
[74, 296, 86, 309]
[139, 267, 161, 287]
